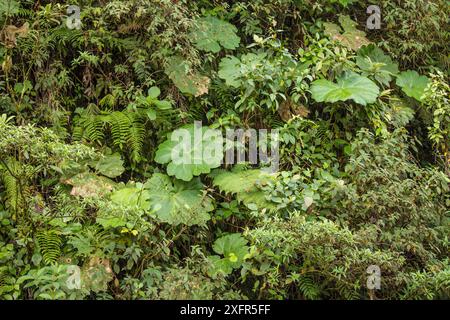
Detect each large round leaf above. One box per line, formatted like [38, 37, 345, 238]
[155, 124, 223, 181]
[396, 70, 430, 101]
[310, 73, 380, 106]
[144, 173, 212, 226]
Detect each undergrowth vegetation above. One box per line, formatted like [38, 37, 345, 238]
[0, 0, 448, 300]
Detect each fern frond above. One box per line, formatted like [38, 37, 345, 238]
[128, 113, 145, 163]
[36, 230, 62, 265]
[107, 111, 132, 149]
[0, 158, 26, 215]
[72, 113, 105, 143]
[297, 275, 321, 300]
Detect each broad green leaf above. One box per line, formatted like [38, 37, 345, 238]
[210, 168, 272, 194]
[146, 108, 156, 120]
[191, 16, 240, 53]
[207, 255, 233, 275]
[147, 86, 160, 99]
[110, 185, 149, 209]
[218, 56, 241, 87]
[396, 70, 430, 101]
[210, 168, 276, 209]
[144, 173, 212, 226]
[310, 73, 380, 106]
[96, 216, 126, 229]
[99, 184, 147, 228]
[95, 153, 124, 178]
[356, 44, 399, 86]
[155, 124, 223, 181]
[213, 233, 248, 257]
[153, 100, 171, 110]
[208, 233, 249, 276]
[218, 53, 268, 88]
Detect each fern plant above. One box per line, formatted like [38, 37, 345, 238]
[36, 230, 62, 265]
[73, 110, 145, 164]
[0, 157, 29, 218]
[296, 275, 322, 300]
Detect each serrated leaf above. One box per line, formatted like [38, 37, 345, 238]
[155, 124, 223, 181]
[144, 173, 212, 226]
[211, 169, 271, 194]
[396, 70, 430, 101]
[213, 233, 248, 256]
[310, 73, 380, 106]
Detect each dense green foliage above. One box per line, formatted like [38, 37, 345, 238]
[0, 0, 449, 300]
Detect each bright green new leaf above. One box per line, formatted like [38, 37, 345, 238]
[396, 70, 430, 101]
[310, 73, 380, 105]
[208, 233, 249, 276]
[147, 86, 161, 99]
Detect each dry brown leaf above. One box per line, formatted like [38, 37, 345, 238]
[278, 99, 310, 121]
[64, 172, 115, 198]
[1, 22, 29, 48]
[193, 75, 210, 97]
